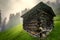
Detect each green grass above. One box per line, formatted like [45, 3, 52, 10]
[0, 21, 60, 40]
[45, 21, 60, 40]
[54, 15, 60, 21]
[0, 16, 60, 40]
[0, 24, 39, 40]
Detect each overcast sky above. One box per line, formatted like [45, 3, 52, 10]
[0, 0, 56, 23]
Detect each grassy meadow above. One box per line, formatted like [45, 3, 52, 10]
[0, 16, 60, 40]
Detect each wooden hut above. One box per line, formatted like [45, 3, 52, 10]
[21, 2, 56, 39]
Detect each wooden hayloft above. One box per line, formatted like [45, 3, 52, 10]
[21, 2, 56, 39]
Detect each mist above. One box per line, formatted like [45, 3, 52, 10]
[0, 0, 56, 23]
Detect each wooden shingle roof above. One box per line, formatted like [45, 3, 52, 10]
[21, 2, 56, 18]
